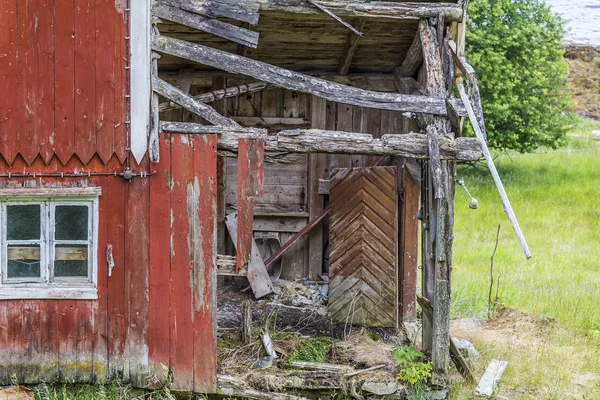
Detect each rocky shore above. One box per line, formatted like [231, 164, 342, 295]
[565, 44, 600, 120]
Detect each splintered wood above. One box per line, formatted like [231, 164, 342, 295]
[328, 167, 399, 328]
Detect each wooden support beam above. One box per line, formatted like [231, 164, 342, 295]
[159, 122, 483, 160]
[394, 30, 422, 81]
[256, 0, 464, 22]
[160, 0, 260, 25]
[153, 76, 240, 127]
[152, 35, 468, 116]
[159, 81, 271, 113]
[153, 1, 259, 48]
[308, 0, 364, 36]
[338, 18, 366, 76]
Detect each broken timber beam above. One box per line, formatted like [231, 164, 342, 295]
[256, 0, 464, 22]
[394, 29, 422, 80]
[160, 0, 260, 25]
[159, 122, 483, 161]
[153, 1, 259, 48]
[159, 81, 271, 113]
[338, 18, 366, 76]
[152, 35, 468, 116]
[153, 76, 240, 127]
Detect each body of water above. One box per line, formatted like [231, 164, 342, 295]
[546, 0, 600, 46]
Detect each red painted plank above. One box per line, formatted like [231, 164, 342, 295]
[148, 134, 172, 382]
[0, 0, 19, 165]
[77, 302, 94, 382]
[0, 302, 10, 384]
[114, 5, 127, 164]
[192, 135, 218, 393]
[170, 135, 195, 390]
[18, 0, 41, 165]
[6, 301, 23, 382]
[38, 0, 55, 164]
[125, 156, 150, 387]
[400, 168, 419, 321]
[54, 0, 76, 165]
[21, 301, 41, 384]
[235, 138, 265, 271]
[106, 171, 128, 380]
[95, 0, 115, 164]
[74, 0, 96, 164]
[39, 300, 60, 382]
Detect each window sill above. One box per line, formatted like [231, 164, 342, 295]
[0, 285, 97, 300]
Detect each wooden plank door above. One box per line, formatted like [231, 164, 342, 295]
[328, 166, 398, 328]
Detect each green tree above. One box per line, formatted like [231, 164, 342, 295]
[466, 0, 572, 153]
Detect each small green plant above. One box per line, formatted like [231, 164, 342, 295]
[287, 337, 333, 363]
[393, 345, 433, 386]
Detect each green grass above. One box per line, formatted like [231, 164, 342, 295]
[452, 118, 600, 330]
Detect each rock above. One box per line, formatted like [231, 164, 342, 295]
[361, 381, 399, 395]
[591, 130, 600, 137]
[453, 338, 480, 358]
[451, 317, 483, 333]
[423, 389, 449, 400]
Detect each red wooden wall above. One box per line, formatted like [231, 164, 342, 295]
[0, 133, 217, 392]
[0, 0, 128, 167]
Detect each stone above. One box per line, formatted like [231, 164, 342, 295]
[453, 337, 480, 358]
[361, 381, 399, 395]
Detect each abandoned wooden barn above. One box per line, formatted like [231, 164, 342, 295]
[0, 0, 529, 394]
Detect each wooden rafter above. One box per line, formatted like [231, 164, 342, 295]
[152, 35, 468, 116]
[159, 122, 483, 161]
[159, 0, 260, 25]
[393, 29, 422, 83]
[256, 0, 464, 21]
[153, 1, 259, 48]
[153, 76, 240, 127]
[338, 18, 366, 76]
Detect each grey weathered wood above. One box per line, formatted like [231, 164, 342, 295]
[475, 359, 508, 397]
[338, 18, 366, 76]
[161, 0, 260, 25]
[231, 117, 308, 126]
[458, 84, 531, 259]
[150, 49, 161, 162]
[308, 0, 363, 36]
[225, 213, 274, 298]
[153, 76, 240, 127]
[159, 81, 272, 112]
[256, 0, 464, 21]
[160, 122, 483, 161]
[452, 51, 487, 140]
[394, 30, 422, 80]
[152, 35, 468, 116]
[449, 336, 475, 382]
[217, 375, 309, 400]
[217, 254, 248, 276]
[283, 362, 349, 372]
[241, 300, 252, 344]
[153, 1, 259, 48]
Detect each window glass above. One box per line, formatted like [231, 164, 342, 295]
[6, 205, 41, 240]
[6, 244, 41, 278]
[54, 244, 88, 277]
[55, 205, 88, 241]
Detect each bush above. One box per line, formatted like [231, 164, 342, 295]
[393, 345, 432, 386]
[466, 0, 573, 153]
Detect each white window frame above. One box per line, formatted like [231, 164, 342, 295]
[0, 187, 100, 300]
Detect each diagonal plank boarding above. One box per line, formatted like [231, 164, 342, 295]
[328, 167, 398, 328]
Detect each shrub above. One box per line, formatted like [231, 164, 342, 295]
[393, 345, 433, 386]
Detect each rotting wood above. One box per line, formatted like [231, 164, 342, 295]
[225, 213, 273, 298]
[458, 84, 531, 259]
[307, 0, 363, 36]
[159, 122, 483, 160]
[160, 0, 260, 25]
[217, 375, 309, 400]
[241, 300, 252, 344]
[159, 82, 271, 112]
[217, 254, 248, 276]
[394, 30, 422, 80]
[338, 18, 366, 76]
[344, 364, 386, 377]
[153, 76, 240, 127]
[256, 0, 464, 21]
[475, 359, 508, 397]
[152, 1, 259, 48]
[283, 362, 350, 372]
[150, 49, 161, 162]
[231, 117, 309, 126]
[152, 35, 468, 116]
[449, 336, 475, 382]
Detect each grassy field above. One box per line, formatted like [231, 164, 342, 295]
[448, 117, 600, 399]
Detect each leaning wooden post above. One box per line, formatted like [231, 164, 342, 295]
[241, 300, 252, 345]
[418, 17, 454, 386]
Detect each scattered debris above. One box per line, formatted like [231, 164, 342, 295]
[0, 386, 34, 400]
[331, 333, 397, 368]
[475, 359, 509, 397]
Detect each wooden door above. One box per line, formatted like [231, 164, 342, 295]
[328, 167, 398, 328]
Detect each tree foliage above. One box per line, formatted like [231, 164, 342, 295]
[466, 0, 573, 153]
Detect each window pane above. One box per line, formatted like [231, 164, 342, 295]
[6, 205, 41, 240]
[54, 244, 88, 278]
[7, 245, 41, 278]
[55, 206, 88, 241]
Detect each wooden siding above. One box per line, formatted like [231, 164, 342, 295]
[329, 167, 399, 328]
[0, 0, 128, 166]
[0, 140, 217, 390]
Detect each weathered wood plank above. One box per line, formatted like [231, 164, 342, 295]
[0, 0, 19, 164]
[400, 167, 418, 322]
[256, 0, 464, 21]
[475, 359, 508, 397]
[96, 0, 116, 164]
[160, 0, 260, 25]
[153, 1, 259, 48]
[394, 30, 422, 80]
[153, 76, 240, 127]
[338, 18, 366, 76]
[160, 122, 483, 160]
[152, 35, 468, 116]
